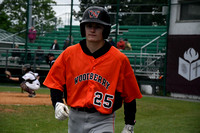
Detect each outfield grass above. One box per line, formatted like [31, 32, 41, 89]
[0, 86, 50, 94]
[0, 86, 200, 133]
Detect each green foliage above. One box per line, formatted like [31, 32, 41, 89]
[0, 0, 57, 36]
[32, 0, 57, 33]
[0, 11, 12, 30]
[75, 0, 168, 25]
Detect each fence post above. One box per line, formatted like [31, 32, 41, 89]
[115, 0, 120, 45]
[54, 17, 57, 31]
[33, 50, 36, 72]
[5, 49, 9, 70]
[134, 55, 137, 71]
[69, 0, 73, 44]
[139, 14, 141, 25]
[157, 39, 159, 53]
[41, 24, 44, 36]
[13, 35, 15, 48]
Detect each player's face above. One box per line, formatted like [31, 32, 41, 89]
[49, 56, 54, 61]
[85, 23, 104, 42]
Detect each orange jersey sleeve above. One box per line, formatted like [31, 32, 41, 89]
[43, 50, 67, 92]
[116, 55, 142, 103]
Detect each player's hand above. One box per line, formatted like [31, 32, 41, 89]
[121, 124, 134, 133]
[5, 70, 11, 79]
[55, 102, 69, 120]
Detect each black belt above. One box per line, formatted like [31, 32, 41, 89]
[71, 107, 97, 113]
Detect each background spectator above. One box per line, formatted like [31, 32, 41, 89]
[117, 38, 125, 50]
[8, 44, 21, 64]
[50, 39, 59, 50]
[108, 37, 116, 47]
[124, 38, 132, 50]
[63, 38, 70, 50]
[45, 53, 56, 68]
[67, 35, 74, 45]
[28, 26, 37, 43]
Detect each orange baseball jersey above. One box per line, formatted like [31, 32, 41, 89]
[43, 42, 142, 114]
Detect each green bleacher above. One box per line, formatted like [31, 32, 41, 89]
[26, 25, 82, 50]
[25, 25, 166, 53]
[0, 25, 167, 85]
[18, 25, 166, 68]
[23, 25, 167, 66]
[117, 25, 167, 54]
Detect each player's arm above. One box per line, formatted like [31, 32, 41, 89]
[5, 71, 20, 81]
[9, 76, 24, 83]
[43, 51, 69, 120]
[122, 57, 142, 133]
[9, 77, 19, 81]
[124, 99, 136, 125]
[50, 88, 69, 121]
[50, 88, 64, 108]
[122, 99, 136, 133]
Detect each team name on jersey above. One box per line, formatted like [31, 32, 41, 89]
[74, 73, 110, 89]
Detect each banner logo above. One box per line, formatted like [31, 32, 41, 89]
[88, 10, 100, 18]
[178, 48, 200, 81]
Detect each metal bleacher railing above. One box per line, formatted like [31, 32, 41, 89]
[140, 31, 167, 54]
[0, 48, 62, 71]
[0, 25, 167, 72]
[0, 48, 165, 78]
[139, 31, 167, 75]
[124, 52, 165, 77]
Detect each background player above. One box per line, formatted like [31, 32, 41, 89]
[43, 6, 142, 133]
[5, 64, 40, 97]
[45, 53, 56, 68]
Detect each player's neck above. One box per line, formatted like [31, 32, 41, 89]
[86, 40, 105, 53]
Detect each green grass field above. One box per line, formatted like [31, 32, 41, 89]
[0, 86, 200, 133]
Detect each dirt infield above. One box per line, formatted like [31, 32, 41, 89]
[0, 92, 52, 105]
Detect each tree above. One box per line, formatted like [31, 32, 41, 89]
[0, 0, 57, 37]
[75, 0, 168, 25]
[0, 11, 12, 30]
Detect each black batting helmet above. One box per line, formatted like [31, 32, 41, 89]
[22, 64, 32, 74]
[80, 6, 111, 39]
[47, 53, 54, 58]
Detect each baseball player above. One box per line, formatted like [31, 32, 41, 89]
[45, 53, 56, 68]
[43, 6, 142, 133]
[5, 64, 40, 97]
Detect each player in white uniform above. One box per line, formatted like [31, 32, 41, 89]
[6, 64, 40, 97]
[22, 71, 40, 90]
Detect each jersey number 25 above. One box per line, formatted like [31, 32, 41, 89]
[93, 91, 114, 109]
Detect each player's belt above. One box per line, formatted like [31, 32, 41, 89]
[71, 107, 97, 113]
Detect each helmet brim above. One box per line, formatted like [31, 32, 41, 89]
[80, 19, 111, 27]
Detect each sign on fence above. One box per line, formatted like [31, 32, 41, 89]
[166, 35, 200, 96]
